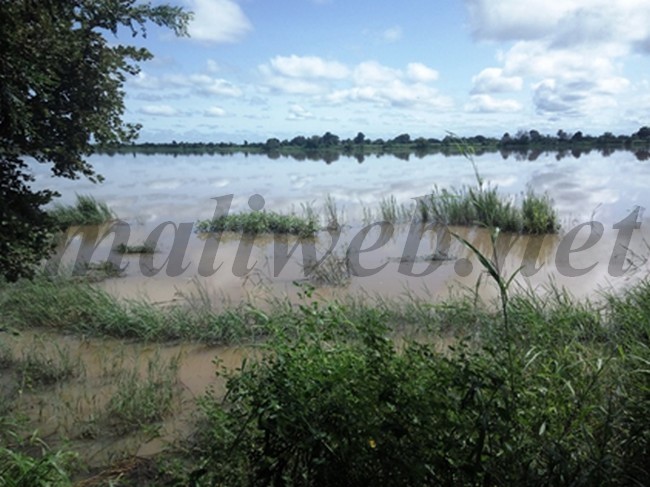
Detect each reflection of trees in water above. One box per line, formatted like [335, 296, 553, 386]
[635, 150, 650, 161]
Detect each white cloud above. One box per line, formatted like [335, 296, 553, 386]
[258, 56, 449, 109]
[383, 26, 402, 42]
[406, 63, 439, 83]
[463, 0, 646, 119]
[131, 72, 161, 90]
[262, 76, 325, 95]
[186, 0, 252, 43]
[206, 59, 220, 73]
[329, 80, 451, 109]
[465, 94, 522, 113]
[259, 55, 350, 94]
[140, 105, 178, 116]
[201, 79, 243, 97]
[287, 104, 314, 120]
[471, 68, 522, 93]
[131, 72, 243, 97]
[205, 106, 227, 117]
[353, 61, 401, 85]
[532, 77, 627, 115]
[267, 55, 349, 79]
[465, 0, 582, 41]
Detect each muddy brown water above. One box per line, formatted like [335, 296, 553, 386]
[2, 330, 255, 468]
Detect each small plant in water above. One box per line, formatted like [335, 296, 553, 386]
[303, 249, 351, 287]
[196, 211, 318, 238]
[421, 140, 559, 234]
[113, 242, 156, 254]
[106, 353, 180, 433]
[14, 340, 82, 390]
[48, 194, 115, 229]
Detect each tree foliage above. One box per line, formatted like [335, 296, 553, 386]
[0, 0, 190, 280]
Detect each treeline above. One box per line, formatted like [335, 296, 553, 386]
[98, 126, 650, 161]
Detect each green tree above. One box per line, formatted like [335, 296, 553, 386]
[0, 0, 190, 281]
[392, 133, 411, 144]
[321, 131, 340, 146]
[264, 137, 281, 151]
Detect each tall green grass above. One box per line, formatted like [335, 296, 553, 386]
[48, 195, 115, 229]
[421, 185, 559, 234]
[0, 277, 469, 344]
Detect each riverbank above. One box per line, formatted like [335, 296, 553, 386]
[1, 272, 649, 485]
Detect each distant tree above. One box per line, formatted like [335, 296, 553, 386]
[557, 129, 570, 141]
[353, 132, 366, 144]
[0, 0, 190, 281]
[392, 133, 411, 144]
[305, 135, 321, 150]
[264, 138, 281, 151]
[290, 135, 307, 147]
[514, 129, 530, 143]
[321, 132, 340, 146]
[472, 135, 487, 145]
[414, 137, 429, 150]
[571, 131, 584, 142]
[634, 126, 650, 139]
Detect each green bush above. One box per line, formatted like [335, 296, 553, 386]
[190, 291, 650, 486]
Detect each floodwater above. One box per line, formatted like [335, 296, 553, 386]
[17, 149, 650, 467]
[2, 330, 254, 467]
[36, 149, 650, 304]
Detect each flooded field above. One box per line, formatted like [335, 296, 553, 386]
[9, 149, 650, 478]
[40, 150, 650, 303]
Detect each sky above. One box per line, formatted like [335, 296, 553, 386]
[122, 0, 650, 143]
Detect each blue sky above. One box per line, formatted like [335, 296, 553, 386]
[123, 0, 650, 143]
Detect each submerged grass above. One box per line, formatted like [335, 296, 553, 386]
[113, 242, 156, 254]
[48, 195, 115, 229]
[106, 353, 180, 433]
[0, 275, 483, 345]
[196, 211, 318, 238]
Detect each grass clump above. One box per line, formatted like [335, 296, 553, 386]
[522, 189, 560, 234]
[304, 251, 351, 287]
[196, 211, 318, 238]
[0, 276, 277, 344]
[16, 345, 80, 389]
[72, 261, 124, 282]
[48, 195, 115, 229]
[419, 140, 559, 234]
[421, 184, 559, 234]
[106, 354, 180, 433]
[0, 442, 75, 487]
[113, 242, 156, 254]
